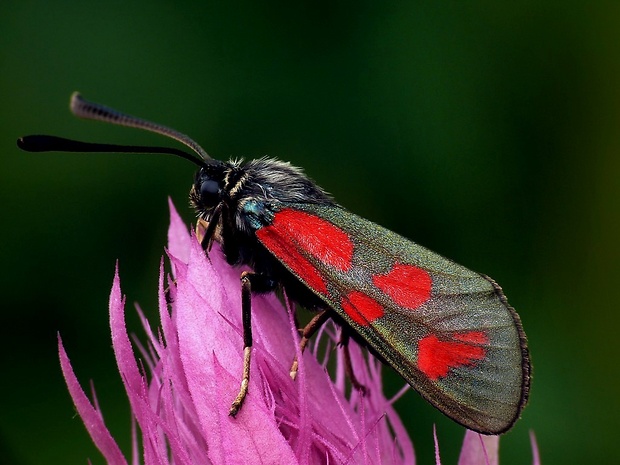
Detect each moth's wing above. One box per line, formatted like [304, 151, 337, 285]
[253, 203, 530, 434]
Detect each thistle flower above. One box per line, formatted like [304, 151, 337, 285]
[58, 200, 539, 465]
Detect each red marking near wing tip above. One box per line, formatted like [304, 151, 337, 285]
[417, 331, 488, 380]
[270, 209, 354, 271]
[373, 264, 432, 310]
[341, 291, 385, 326]
[256, 227, 328, 294]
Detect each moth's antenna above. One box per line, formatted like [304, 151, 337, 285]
[18, 93, 213, 167]
[70, 92, 211, 161]
[17, 134, 207, 168]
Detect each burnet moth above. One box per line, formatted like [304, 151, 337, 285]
[19, 93, 530, 435]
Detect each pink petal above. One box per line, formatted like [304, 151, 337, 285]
[458, 430, 499, 465]
[167, 197, 192, 263]
[109, 265, 142, 394]
[434, 425, 441, 465]
[58, 335, 127, 465]
[530, 431, 541, 465]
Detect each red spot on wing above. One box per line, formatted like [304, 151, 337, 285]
[267, 209, 354, 271]
[453, 331, 489, 345]
[373, 264, 432, 310]
[417, 331, 488, 380]
[341, 291, 385, 326]
[256, 227, 328, 294]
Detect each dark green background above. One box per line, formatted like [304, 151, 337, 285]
[2, 2, 619, 464]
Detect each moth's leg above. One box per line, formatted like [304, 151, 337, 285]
[229, 271, 275, 417]
[163, 275, 179, 305]
[340, 328, 368, 395]
[164, 282, 175, 305]
[196, 206, 222, 252]
[196, 218, 209, 248]
[290, 309, 331, 380]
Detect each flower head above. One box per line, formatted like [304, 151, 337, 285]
[58, 200, 539, 465]
[59, 200, 414, 464]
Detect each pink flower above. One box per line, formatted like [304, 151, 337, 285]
[58, 199, 540, 465]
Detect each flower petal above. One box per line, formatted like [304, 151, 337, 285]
[530, 430, 540, 465]
[458, 430, 499, 465]
[58, 335, 127, 465]
[167, 197, 192, 263]
[433, 425, 441, 465]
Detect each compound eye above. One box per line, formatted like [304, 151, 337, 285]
[200, 179, 220, 203]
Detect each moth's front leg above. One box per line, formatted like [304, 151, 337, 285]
[229, 271, 276, 417]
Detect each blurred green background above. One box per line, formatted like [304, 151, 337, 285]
[2, 2, 619, 464]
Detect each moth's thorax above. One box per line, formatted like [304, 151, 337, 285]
[190, 157, 333, 226]
[189, 156, 336, 270]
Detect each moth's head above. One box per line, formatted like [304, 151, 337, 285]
[189, 161, 229, 219]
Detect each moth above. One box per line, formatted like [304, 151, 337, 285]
[19, 93, 530, 434]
